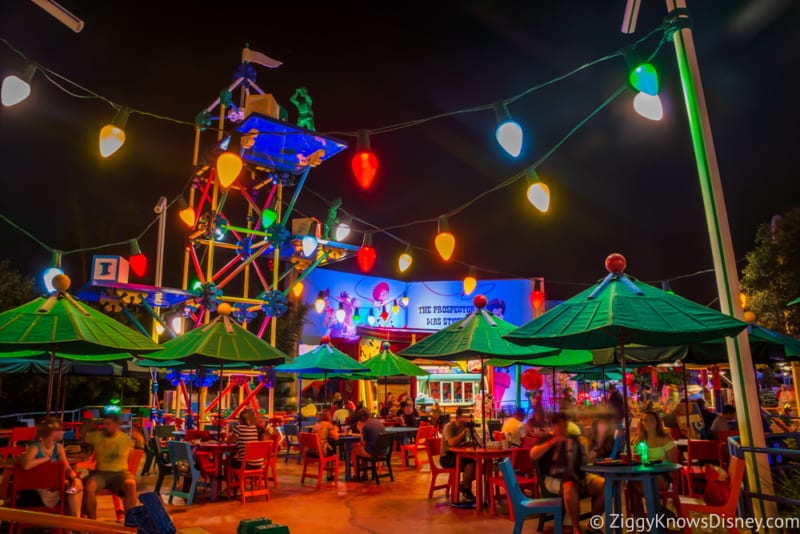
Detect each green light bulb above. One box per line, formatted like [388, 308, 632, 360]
[262, 209, 278, 228]
[629, 63, 659, 96]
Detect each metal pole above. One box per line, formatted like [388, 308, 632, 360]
[664, 2, 773, 518]
[152, 196, 167, 341]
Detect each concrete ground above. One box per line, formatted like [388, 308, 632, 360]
[123, 454, 574, 534]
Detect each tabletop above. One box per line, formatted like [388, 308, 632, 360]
[449, 446, 513, 458]
[583, 461, 681, 476]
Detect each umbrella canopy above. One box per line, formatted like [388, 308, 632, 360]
[363, 343, 428, 378]
[399, 296, 558, 362]
[144, 306, 287, 367]
[0, 278, 159, 359]
[274, 340, 368, 375]
[788, 297, 800, 306]
[486, 349, 593, 369]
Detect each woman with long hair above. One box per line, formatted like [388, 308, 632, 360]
[629, 410, 678, 517]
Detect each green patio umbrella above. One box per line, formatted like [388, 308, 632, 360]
[274, 337, 368, 416]
[0, 274, 159, 414]
[145, 303, 287, 434]
[362, 341, 428, 403]
[505, 255, 748, 459]
[400, 295, 559, 446]
[788, 297, 800, 306]
[486, 349, 593, 369]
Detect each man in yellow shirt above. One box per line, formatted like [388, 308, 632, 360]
[300, 398, 318, 419]
[82, 413, 136, 519]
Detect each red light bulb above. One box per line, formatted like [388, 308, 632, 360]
[129, 254, 147, 277]
[351, 130, 378, 190]
[530, 290, 544, 310]
[357, 246, 377, 273]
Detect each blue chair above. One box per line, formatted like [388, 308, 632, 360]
[498, 458, 563, 534]
[167, 441, 212, 506]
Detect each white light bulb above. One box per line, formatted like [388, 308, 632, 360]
[170, 316, 184, 335]
[335, 307, 346, 323]
[42, 267, 64, 293]
[302, 236, 318, 257]
[495, 120, 523, 157]
[1, 75, 31, 107]
[526, 182, 551, 213]
[633, 92, 663, 121]
[334, 223, 350, 241]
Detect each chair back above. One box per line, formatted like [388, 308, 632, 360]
[687, 439, 723, 465]
[12, 461, 65, 494]
[725, 456, 746, 509]
[511, 446, 534, 476]
[716, 429, 739, 443]
[10, 426, 36, 446]
[487, 420, 503, 434]
[492, 431, 505, 442]
[154, 425, 176, 440]
[128, 447, 144, 474]
[416, 424, 435, 444]
[150, 438, 170, 467]
[498, 458, 525, 506]
[168, 440, 199, 478]
[283, 423, 299, 439]
[185, 430, 211, 442]
[427, 436, 442, 457]
[374, 433, 394, 457]
[299, 432, 322, 457]
[241, 440, 271, 466]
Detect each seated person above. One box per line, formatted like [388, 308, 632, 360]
[379, 393, 395, 418]
[311, 412, 340, 457]
[587, 417, 616, 462]
[82, 413, 135, 520]
[709, 404, 737, 439]
[20, 417, 82, 518]
[399, 401, 419, 428]
[696, 398, 718, 436]
[530, 412, 604, 534]
[629, 410, 678, 517]
[352, 408, 387, 462]
[229, 410, 264, 469]
[332, 401, 351, 426]
[439, 407, 476, 502]
[501, 407, 525, 445]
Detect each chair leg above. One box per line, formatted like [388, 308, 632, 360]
[154, 472, 165, 494]
[387, 457, 394, 482]
[239, 476, 246, 505]
[317, 460, 324, 489]
[187, 479, 197, 507]
[553, 509, 562, 534]
[301, 459, 308, 485]
[512, 516, 525, 534]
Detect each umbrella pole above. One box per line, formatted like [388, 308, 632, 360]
[46, 351, 56, 417]
[218, 362, 224, 439]
[551, 368, 556, 416]
[602, 367, 607, 404]
[480, 357, 487, 447]
[682, 363, 691, 437]
[297, 374, 303, 422]
[54, 358, 64, 419]
[619, 343, 631, 464]
[60, 375, 68, 419]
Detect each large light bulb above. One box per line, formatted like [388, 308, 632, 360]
[217, 152, 243, 188]
[301, 236, 318, 257]
[434, 216, 455, 262]
[335, 223, 351, 241]
[367, 309, 376, 326]
[99, 124, 126, 158]
[527, 181, 551, 213]
[170, 315, 184, 335]
[292, 281, 304, 298]
[335, 303, 346, 323]
[463, 275, 477, 296]
[1, 75, 32, 107]
[398, 251, 413, 273]
[314, 292, 326, 314]
[43, 267, 65, 293]
[633, 92, 663, 121]
[495, 121, 523, 157]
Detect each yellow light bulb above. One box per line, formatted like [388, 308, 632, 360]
[292, 281, 304, 298]
[463, 276, 477, 296]
[398, 252, 413, 273]
[435, 232, 455, 262]
[99, 124, 126, 158]
[179, 205, 196, 227]
[155, 323, 165, 335]
[217, 152, 243, 188]
[527, 182, 550, 213]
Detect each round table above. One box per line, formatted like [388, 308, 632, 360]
[196, 442, 236, 501]
[449, 446, 513, 511]
[583, 461, 681, 534]
[336, 435, 362, 481]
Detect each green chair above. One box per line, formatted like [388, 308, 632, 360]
[499, 458, 562, 534]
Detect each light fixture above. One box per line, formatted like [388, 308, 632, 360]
[367, 309, 376, 326]
[314, 291, 325, 314]
[177, 195, 196, 227]
[129, 239, 147, 277]
[1, 64, 36, 107]
[335, 303, 346, 324]
[530, 278, 545, 311]
[334, 222, 351, 241]
[261, 208, 278, 228]
[352, 308, 361, 324]
[662, 281, 675, 295]
[391, 299, 400, 316]
[400, 293, 409, 307]
[169, 314, 184, 335]
[357, 233, 377, 273]
[301, 236, 318, 257]
[463, 267, 477, 296]
[42, 266, 65, 293]
[629, 63, 659, 96]
[526, 169, 550, 213]
[291, 280, 304, 298]
[494, 102, 523, 157]
[155, 323, 165, 335]
[217, 152, 243, 188]
[351, 129, 378, 190]
[398, 246, 413, 273]
[633, 92, 663, 121]
[434, 216, 455, 262]
[99, 107, 130, 158]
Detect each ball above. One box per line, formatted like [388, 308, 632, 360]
[473, 294, 488, 309]
[217, 302, 233, 315]
[605, 253, 627, 274]
[52, 274, 71, 291]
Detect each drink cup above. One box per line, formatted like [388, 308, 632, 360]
[620, 452, 629, 463]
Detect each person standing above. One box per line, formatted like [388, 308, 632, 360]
[82, 413, 135, 520]
[439, 407, 476, 502]
[709, 404, 737, 439]
[501, 407, 526, 445]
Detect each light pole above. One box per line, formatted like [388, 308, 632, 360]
[152, 196, 168, 341]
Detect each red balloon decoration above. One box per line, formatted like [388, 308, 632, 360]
[473, 294, 488, 309]
[357, 245, 377, 273]
[321, 336, 331, 344]
[625, 372, 635, 386]
[521, 368, 544, 391]
[605, 253, 627, 274]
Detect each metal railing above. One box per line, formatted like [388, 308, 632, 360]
[0, 405, 149, 426]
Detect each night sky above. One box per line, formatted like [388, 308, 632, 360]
[1, 1, 798, 307]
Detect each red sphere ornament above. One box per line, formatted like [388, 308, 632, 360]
[473, 294, 488, 309]
[352, 151, 378, 190]
[605, 253, 626, 274]
[129, 253, 147, 277]
[357, 245, 377, 273]
[521, 368, 544, 390]
[321, 336, 331, 344]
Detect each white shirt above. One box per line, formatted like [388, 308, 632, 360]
[501, 417, 523, 440]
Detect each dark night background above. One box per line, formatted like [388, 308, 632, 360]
[1, 1, 798, 307]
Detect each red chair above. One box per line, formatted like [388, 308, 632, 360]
[492, 431, 505, 442]
[424, 437, 454, 499]
[226, 441, 271, 504]
[0, 427, 36, 460]
[401, 425, 435, 470]
[266, 434, 280, 487]
[678, 456, 745, 534]
[681, 439, 723, 497]
[489, 447, 539, 520]
[716, 430, 739, 467]
[10, 461, 66, 533]
[299, 432, 338, 489]
[97, 448, 143, 521]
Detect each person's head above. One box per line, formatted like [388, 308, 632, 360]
[101, 413, 120, 436]
[722, 404, 736, 420]
[355, 408, 371, 423]
[551, 412, 569, 437]
[306, 397, 314, 405]
[386, 392, 394, 400]
[640, 410, 667, 440]
[333, 400, 343, 410]
[514, 407, 526, 421]
[318, 411, 331, 423]
[433, 402, 440, 410]
[36, 417, 63, 441]
[455, 406, 472, 426]
[403, 403, 413, 414]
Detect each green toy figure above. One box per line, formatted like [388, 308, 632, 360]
[290, 87, 315, 131]
[322, 197, 342, 240]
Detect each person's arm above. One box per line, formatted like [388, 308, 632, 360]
[20, 444, 48, 470]
[663, 440, 679, 463]
[56, 443, 78, 482]
[328, 423, 340, 441]
[444, 425, 466, 447]
[529, 434, 564, 461]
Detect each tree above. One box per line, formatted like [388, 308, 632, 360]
[741, 207, 800, 336]
[0, 259, 37, 313]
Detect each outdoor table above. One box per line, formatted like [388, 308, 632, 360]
[172, 430, 186, 440]
[196, 442, 236, 501]
[583, 461, 681, 534]
[385, 426, 418, 450]
[336, 434, 362, 481]
[449, 446, 513, 511]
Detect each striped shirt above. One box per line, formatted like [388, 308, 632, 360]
[233, 424, 263, 467]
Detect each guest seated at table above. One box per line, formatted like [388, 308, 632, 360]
[587, 417, 616, 462]
[311, 412, 340, 480]
[696, 398, 717, 436]
[379, 393, 395, 418]
[709, 404, 737, 439]
[429, 402, 442, 425]
[607, 388, 625, 425]
[530, 412, 604, 534]
[501, 407, 525, 445]
[20, 417, 82, 519]
[629, 410, 678, 517]
[439, 407, 476, 502]
[332, 401, 351, 426]
[399, 401, 419, 428]
[352, 408, 387, 460]
[82, 413, 135, 520]
[229, 410, 264, 469]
